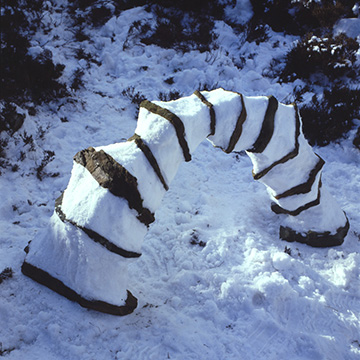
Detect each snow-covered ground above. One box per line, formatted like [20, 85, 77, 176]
[1, 4, 359, 359]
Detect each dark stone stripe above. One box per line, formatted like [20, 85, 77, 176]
[247, 95, 278, 153]
[253, 103, 301, 180]
[225, 93, 247, 153]
[140, 100, 191, 162]
[55, 194, 141, 259]
[275, 155, 325, 200]
[271, 178, 322, 216]
[74, 147, 155, 226]
[128, 134, 169, 191]
[279, 213, 349, 247]
[194, 90, 216, 136]
[21, 261, 137, 316]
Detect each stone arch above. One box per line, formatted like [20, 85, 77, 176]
[22, 88, 349, 316]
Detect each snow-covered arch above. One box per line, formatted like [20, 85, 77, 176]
[22, 89, 349, 316]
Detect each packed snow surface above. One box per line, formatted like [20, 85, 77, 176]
[1, 5, 360, 360]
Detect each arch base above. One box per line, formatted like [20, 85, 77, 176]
[21, 262, 138, 316]
[279, 217, 350, 248]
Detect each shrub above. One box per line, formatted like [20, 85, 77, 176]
[70, 0, 221, 52]
[68, 0, 140, 28]
[146, 0, 224, 19]
[140, 16, 217, 52]
[137, 2, 220, 53]
[158, 90, 183, 102]
[300, 86, 360, 146]
[250, 0, 297, 34]
[90, 6, 112, 27]
[121, 87, 146, 106]
[1, 0, 68, 176]
[36, 150, 58, 181]
[71, 69, 85, 91]
[245, 23, 269, 45]
[0, 104, 25, 134]
[1, 0, 67, 116]
[280, 33, 359, 83]
[0, 138, 9, 174]
[250, 0, 357, 35]
[296, 0, 356, 32]
[353, 127, 360, 149]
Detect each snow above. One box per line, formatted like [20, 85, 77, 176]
[205, 89, 242, 149]
[61, 161, 147, 252]
[1, 3, 360, 360]
[24, 214, 130, 305]
[232, 96, 268, 151]
[246, 102, 297, 172]
[259, 135, 318, 193]
[223, 0, 253, 25]
[152, 94, 211, 152]
[136, 108, 185, 184]
[99, 142, 167, 210]
[334, 18, 360, 39]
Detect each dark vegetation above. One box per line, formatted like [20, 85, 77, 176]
[251, 0, 357, 35]
[1, 0, 68, 173]
[280, 33, 359, 83]
[139, 0, 223, 53]
[122, 0, 360, 147]
[250, 0, 359, 147]
[278, 31, 359, 146]
[1, 0, 67, 110]
[299, 87, 360, 146]
[0, 267, 13, 284]
[1, 0, 359, 175]
[353, 128, 360, 149]
[287, 31, 359, 146]
[120, 0, 223, 53]
[121, 87, 146, 107]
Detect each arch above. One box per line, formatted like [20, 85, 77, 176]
[22, 88, 349, 316]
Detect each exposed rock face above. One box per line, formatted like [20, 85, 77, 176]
[22, 89, 349, 315]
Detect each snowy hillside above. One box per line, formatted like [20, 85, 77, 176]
[1, 1, 360, 359]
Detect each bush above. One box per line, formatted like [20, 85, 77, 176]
[158, 90, 183, 101]
[1, 0, 68, 176]
[250, 0, 357, 35]
[68, 0, 221, 53]
[134, 2, 221, 53]
[146, 0, 224, 19]
[353, 127, 360, 149]
[89, 6, 113, 27]
[300, 86, 360, 146]
[0, 138, 9, 173]
[0, 104, 25, 134]
[296, 0, 356, 31]
[250, 0, 297, 34]
[276, 24, 360, 147]
[245, 23, 269, 45]
[68, 0, 114, 27]
[140, 15, 217, 52]
[67, 0, 149, 28]
[280, 33, 359, 83]
[121, 87, 146, 107]
[1, 0, 67, 120]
